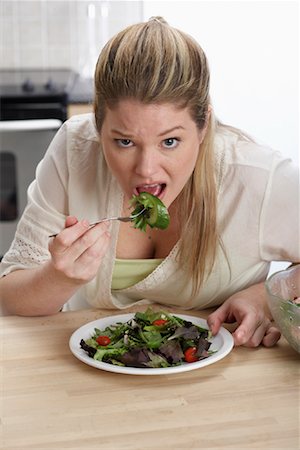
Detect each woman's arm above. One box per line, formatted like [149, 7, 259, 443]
[0, 263, 80, 316]
[0, 217, 111, 316]
[208, 151, 299, 347]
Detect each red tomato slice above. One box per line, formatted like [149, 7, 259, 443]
[96, 335, 111, 346]
[152, 319, 168, 326]
[184, 347, 198, 363]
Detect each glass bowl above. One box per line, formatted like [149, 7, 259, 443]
[265, 264, 300, 353]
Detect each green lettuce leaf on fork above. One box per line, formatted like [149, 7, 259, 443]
[130, 192, 170, 231]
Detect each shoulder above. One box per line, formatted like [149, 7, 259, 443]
[53, 113, 101, 163]
[214, 125, 295, 190]
[45, 113, 99, 158]
[41, 113, 104, 178]
[214, 125, 299, 215]
[63, 113, 99, 143]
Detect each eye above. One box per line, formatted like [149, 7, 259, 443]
[162, 138, 180, 149]
[115, 139, 134, 148]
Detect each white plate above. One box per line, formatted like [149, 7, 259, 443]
[69, 313, 234, 376]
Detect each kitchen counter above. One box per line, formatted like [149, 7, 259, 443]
[67, 102, 93, 118]
[1, 305, 299, 449]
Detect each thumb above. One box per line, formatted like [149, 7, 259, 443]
[65, 215, 78, 229]
[207, 303, 230, 336]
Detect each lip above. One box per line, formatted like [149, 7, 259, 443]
[134, 183, 166, 199]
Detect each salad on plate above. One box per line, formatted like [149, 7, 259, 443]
[80, 308, 213, 369]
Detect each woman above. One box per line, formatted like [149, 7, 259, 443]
[0, 17, 298, 347]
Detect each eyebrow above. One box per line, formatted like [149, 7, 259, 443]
[158, 126, 184, 136]
[110, 126, 184, 137]
[111, 129, 134, 138]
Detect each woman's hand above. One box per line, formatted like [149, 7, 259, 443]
[48, 215, 111, 285]
[207, 282, 281, 347]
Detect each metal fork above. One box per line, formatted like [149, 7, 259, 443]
[48, 208, 146, 238]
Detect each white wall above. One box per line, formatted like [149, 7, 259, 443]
[0, 1, 143, 76]
[142, 0, 299, 164]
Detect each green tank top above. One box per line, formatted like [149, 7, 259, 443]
[111, 258, 163, 290]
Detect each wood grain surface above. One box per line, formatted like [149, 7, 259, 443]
[1, 305, 299, 450]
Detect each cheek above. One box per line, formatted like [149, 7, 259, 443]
[103, 152, 131, 190]
[102, 145, 123, 173]
[105, 154, 120, 171]
[177, 146, 199, 176]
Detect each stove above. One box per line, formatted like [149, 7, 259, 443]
[0, 68, 78, 121]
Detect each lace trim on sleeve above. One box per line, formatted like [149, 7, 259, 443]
[0, 208, 55, 276]
[0, 233, 50, 276]
[6, 234, 50, 265]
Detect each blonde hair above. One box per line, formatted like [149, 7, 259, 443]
[94, 17, 218, 296]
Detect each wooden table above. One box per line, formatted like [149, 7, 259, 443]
[1, 306, 299, 450]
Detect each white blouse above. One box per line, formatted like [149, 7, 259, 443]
[1, 113, 299, 311]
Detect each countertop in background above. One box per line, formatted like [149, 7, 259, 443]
[68, 75, 94, 104]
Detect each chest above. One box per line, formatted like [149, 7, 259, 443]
[116, 215, 180, 259]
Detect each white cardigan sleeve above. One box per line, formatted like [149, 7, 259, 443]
[259, 154, 299, 262]
[0, 123, 69, 276]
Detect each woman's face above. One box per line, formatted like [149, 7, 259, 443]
[100, 99, 207, 208]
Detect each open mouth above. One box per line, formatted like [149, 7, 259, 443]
[135, 183, 166, 198]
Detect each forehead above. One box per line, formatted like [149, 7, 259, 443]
[103, 99, 195, 130]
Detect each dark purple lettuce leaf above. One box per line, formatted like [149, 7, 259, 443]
[196, 337, 211, 358]
[120, 348, 150, 368]
[168, 325, 200, 340]
[80, 339, 97, 358]
[159, 340, 184, 364]
[143, 352, 170, 368]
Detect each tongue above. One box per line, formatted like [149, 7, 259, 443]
[138, 185, 162, 196]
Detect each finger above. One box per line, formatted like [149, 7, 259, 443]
[65, 215, 78, 228]
[50, 226, 111, 282]
[238, 321, 281, 348]
[72, 230, 111, 280]
[207, 303, 232, 335]
[240, 320, 269, 348]
[50, 219, 90, 253]
[262, 325, 281, 347]
[63, 221, 110, 262]
[232, 315, 258, 346]
[232, 313, 265, 346]
[74, 224, 111, 263]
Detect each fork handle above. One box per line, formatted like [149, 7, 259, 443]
[49, 216, 132, 237]
[89, 216, 132, 227]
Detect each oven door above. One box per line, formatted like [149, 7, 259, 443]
[0, 119, 62, 257]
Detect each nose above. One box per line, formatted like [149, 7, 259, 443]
[134, 146, 159, 178]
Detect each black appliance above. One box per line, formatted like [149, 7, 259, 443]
[0, 68, 78, 121]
